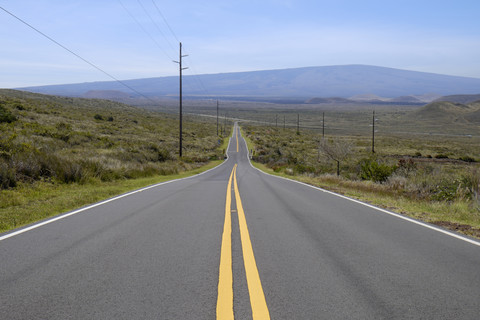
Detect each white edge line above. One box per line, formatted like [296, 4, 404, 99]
[239, 126, 480, 248]
[0, 134, 235, 242]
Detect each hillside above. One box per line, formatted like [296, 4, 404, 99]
[415, 100, 480, 123]
[434, 94, 480, 104]
[19, 65, 480, 101]
[0, 89, 223, 190]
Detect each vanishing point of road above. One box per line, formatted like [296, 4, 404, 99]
[1, 124, 479, 319]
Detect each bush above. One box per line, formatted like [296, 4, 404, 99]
[54, 160, 83, 183]
[462, 169, 480, 200]
[156, 147, 173, 162]
[360, 158, 396, 183]
[459, 156, 476, 163]
[0, 160, 16, 189]
[431, 179, 462, 202]
[396, 158, 417, 177]
[0, 105, 17, 123]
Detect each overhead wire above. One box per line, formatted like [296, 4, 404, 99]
[136, 0, 176, 54]
[147, 2, 212, 99]
[3, 2, 211, 105]
[118, 0, 210, 99]
[151, 0, 180, 43]
[184, 56, 211, 97]
[0, 5, 157, 103]
[117, 0, 175, 61]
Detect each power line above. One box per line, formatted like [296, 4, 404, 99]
[0, 5, 156, 102]
[151, 0, 180, 43]
[117, 0, 174, 61]
[138, 1, 211, 98]
[137, 0, 176, 54]
[184, 55, 211, 97]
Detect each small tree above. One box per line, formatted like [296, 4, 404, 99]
[319, 139, 352, 176]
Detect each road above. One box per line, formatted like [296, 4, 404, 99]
[1, 123, 480, 319]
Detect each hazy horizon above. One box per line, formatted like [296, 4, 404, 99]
[2, 1, 480, 88]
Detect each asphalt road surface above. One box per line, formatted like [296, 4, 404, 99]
[1, 124, 480, 319]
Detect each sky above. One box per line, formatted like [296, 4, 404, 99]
[1, 0, 480, 88]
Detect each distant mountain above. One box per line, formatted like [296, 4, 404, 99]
[306, 97, 354, 104]
[416, 100, 480, 123]
[306, 94, 437, 105]
[434, 94, 480, 104]
[349, 94, 389, 102]
[83, 90, 131, 100]
[19, 65, 480, 101]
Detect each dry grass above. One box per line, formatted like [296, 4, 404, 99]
[0, 89, 231, 233]
[243, 123, 480, 239]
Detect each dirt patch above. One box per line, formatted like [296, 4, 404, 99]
[389, 155, 470, 164]
[431, 221, 480, 239]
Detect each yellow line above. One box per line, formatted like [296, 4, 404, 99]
[233, 166, 271, 320]
[236, 125, 239, 152]
[216, 165, 236, 320]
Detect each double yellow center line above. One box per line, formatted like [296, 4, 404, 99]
[236, 125, 239, 152]
[217, 164, 270, 320]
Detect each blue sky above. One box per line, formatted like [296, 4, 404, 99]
[1, 0, 480, 88]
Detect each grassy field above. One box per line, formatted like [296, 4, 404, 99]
[0, 89, 231, 233]
[0, 160, 223, 233]
[238, 102, 480, 239]
[3, 91, 480, 238]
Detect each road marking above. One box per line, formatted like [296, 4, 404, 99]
[217, 165, 236, 320]
[0, 132, 237, 243]
[236, 125, 239, 152]
[239, 129, 480, 248]
[233, 165, 271, 320]
[217, 164, 270, 320]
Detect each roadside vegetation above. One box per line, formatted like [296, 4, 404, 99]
[242, 112, 480, 239]
[0, 89, 229, 232]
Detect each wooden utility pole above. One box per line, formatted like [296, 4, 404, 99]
[173, 42, 188, 157]
[297, 113, 300, 134]
[322, 112, 325, 139]
[372, 110, 376, 153]
[224, 113, 227, 135]
[216, 100, 219, 136]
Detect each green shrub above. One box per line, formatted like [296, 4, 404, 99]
[0, 160, 16, 189]
[431, 179, 461, 202]
[459, 156, 476, 163]
[0, 105, 17, 123]
[157, 148, 173, 162]
[462, 169, 480, 200]
[360, 158, 396, 183]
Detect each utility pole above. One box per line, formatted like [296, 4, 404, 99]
[224, 113, 227, 135]
[284, 115, 286, 130]
[173, 42, 188, 157]
[372, 110, 376, 153]
[322, 112, 325, 139]
[216, 100, 219, 136]
[275, 114, 278, 128]
[297, 113, 300, 134]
